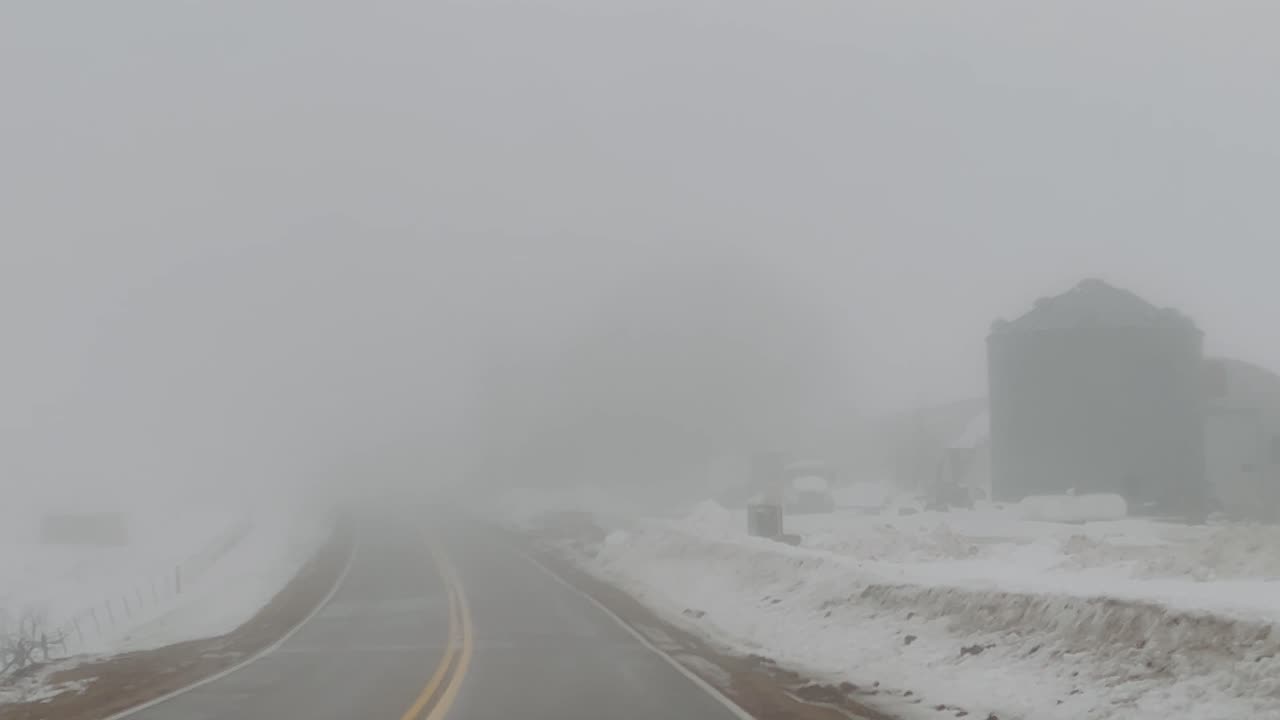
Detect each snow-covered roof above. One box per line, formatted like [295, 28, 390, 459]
[948, 410, 990, 449]
[832, 482, 888, 508]
[791, 475, 830, 492]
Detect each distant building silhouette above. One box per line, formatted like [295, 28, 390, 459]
[987, 279, 1207, 516]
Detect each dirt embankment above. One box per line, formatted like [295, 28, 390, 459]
[0, 520, 354, 720]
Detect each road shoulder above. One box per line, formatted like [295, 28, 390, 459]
[523, 536, 897, 720]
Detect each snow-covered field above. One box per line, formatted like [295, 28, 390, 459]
[0, 501, 327, 661]
[524, 490, 1280, 720]
[117, 506, 328, 652]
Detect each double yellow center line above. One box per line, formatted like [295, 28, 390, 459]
[401, 543, 474, 720]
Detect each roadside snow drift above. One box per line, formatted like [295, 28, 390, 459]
[0, 501, 327, 660]
[1017, 493, 1128, 523]
[118, 508, 328, 652]
[569, 500, 1280, 720]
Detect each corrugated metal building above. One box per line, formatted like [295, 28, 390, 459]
[1205, 357, 1280, 521]
[987, 279, 1207, 516]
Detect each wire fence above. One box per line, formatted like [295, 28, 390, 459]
[0, 517, 257, 676]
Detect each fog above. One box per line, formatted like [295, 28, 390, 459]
[4, 0, 1280, 506]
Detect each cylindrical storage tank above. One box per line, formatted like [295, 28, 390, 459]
[987, 280, 1206, 516]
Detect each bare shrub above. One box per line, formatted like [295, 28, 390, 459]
[0, 608, 66, 679]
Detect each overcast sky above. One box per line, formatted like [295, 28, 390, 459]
[3, 1, 1279, 494]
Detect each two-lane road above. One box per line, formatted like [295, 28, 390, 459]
[122, 510, 748, 720]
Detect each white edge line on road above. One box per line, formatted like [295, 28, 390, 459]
[103, 535, 359, 720]
[519, 548, 757, 720]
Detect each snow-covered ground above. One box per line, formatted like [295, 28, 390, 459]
[526, 490, 1280, 720]
[0, 501, 327, 661]
[117, 506, 328, 652]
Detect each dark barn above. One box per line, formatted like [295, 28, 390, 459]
[987, 279, 1207, 516]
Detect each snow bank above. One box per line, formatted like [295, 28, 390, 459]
[119, 508, 327, 651]
[680, 499, 736, 537]
[0, 501, 327, 659]
[582, 501, 1280, 720]
[1018, 493, 1128, 523]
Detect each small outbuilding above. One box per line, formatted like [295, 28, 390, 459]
[1205, 357, 1280, 521]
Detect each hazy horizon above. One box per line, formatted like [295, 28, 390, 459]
[4, 0, 1279, 499]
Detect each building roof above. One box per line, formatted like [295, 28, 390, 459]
[991, 278, 1199, 335]
[1208, 356, 1280, 407]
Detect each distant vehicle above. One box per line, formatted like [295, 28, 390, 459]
[832, 481, 891, 515]
[782, 461, 837, 514]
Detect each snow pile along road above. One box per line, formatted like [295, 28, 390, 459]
[576, 500, 1280, 720]
[118, 507, 328, 652]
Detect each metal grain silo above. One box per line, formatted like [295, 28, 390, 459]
[987, 279, 1206, 516]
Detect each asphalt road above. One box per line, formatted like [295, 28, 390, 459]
[123, 512, 748, 720]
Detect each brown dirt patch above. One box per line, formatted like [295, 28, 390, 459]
[0, 520, 353, 720]
[527, 542, 898, 720]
